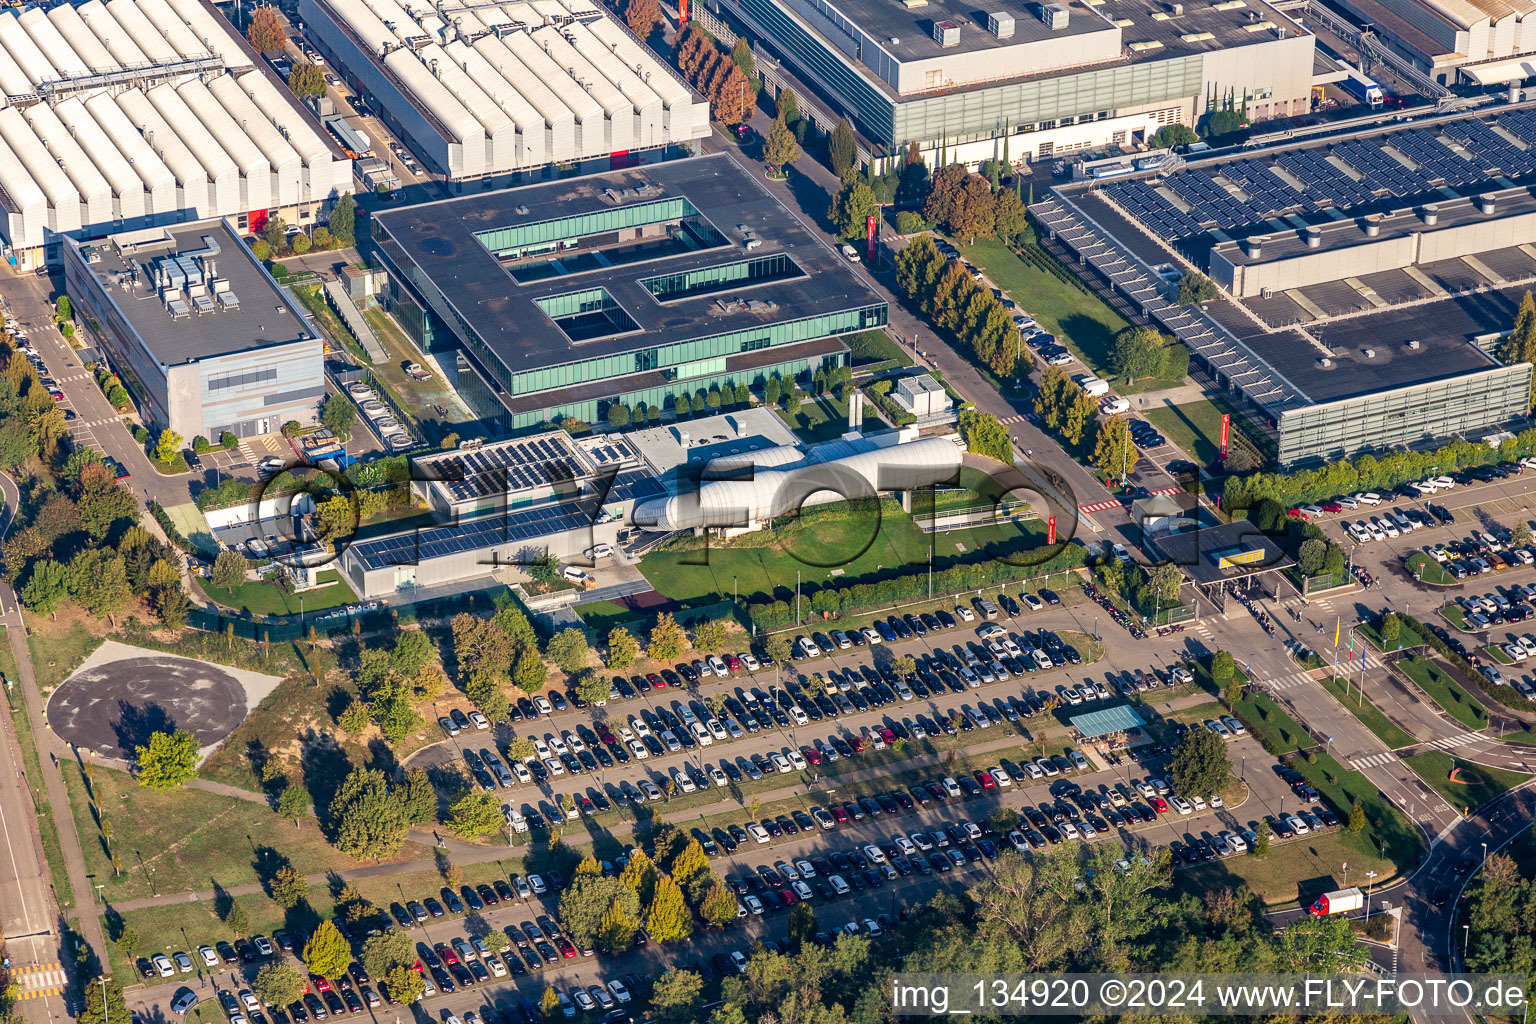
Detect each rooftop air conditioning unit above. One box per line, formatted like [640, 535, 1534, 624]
[932, 19, 961, 45]
[1040, 3, 1070, 27]
[1405, 339, 1421, 350]
[987, 11, 1015, 36]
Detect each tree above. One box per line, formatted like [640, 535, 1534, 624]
[1151, 123, 1198, 149]
[547, 627, 589, 673]
[828, 178, 878, 242]
[559, 871, 640, 950]
[573, 669, 609, 707]
[1297, 537, 1327, 576]
[1381, 612, 1402, 649]
[776, 87, 800, 126]
[390, 630, 434, 678]
[829, 118, 857, 177]
[648, 613, 687, 661]
[959, 408, 1012, 464]
[1178, 271, 1218, 305]
[711, 66, 756, 125]
[337, 698, 371, 735]
[650, 969, 703, 1024]
[1093, 415, 1140, 480]
[320, 394, 355, 441]
[134, 729, 198, 789]
[447, 790, 503, 839]
[512, 648, 546, 693]
[606, 626, 640, 669]
[1252, 818, 1271, 857]
[763, 115, 799, 168]
[1111, 326, 1168, 384]
[1211, 650, 1235, 685]
[645, 873, 693, 942]
[606, 403, 630, 430]
[624, 0, 661, 37]
[381, 964, 424, 1005]
[21, 559, 66, 615]
[329, 193, 356, 247]
[288, 63, 326, 98]
[360, 930, 415, 980]
[541, 987, 563, 1021]
[247, 6, 286, 52]
[1348, 800, 1366, 833]
[731, 37, 755, 78]
[304, 920, 352, 979]
[330, 766, 410, 860]
[693, 619, 728, 651]
[396, 767, 436, 824]
[277, 783, 310, 826]
[53, 295, 71, 322]
[787, 901, 817, 948]
[224, 901, 249, 935]
[1167, 724, 1232, 800]
[699, 878, 739, 927]
[253, 962, 308, 1009]
[993, 188, 1029, 244]
[78, 978, 128, 1024]
[269, 864, 309, 909]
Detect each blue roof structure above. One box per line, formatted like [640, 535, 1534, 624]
[1069, 705, 1147, 739]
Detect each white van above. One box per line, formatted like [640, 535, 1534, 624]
[1100, 396, 1130, 416]
[1354, 492, 1383, 506]
[1075, 375, 1111, 398]
[562, 565, 590, 584]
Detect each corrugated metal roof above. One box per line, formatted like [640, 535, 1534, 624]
[0, 33, 33, 97]
[83, 92, 177, 195]
[0, 107, 77, 219]
[162, 0, 253, 68]
[76, 2, 151, 69]
[102, 0, 182, 65]
[586, 18, 691, 108]
[0, 13, 60, 87]
[116, 89, 219, 216]
[533, 26, 629, 122]
[136, 0, 217, 61]
[25, 101, 111, 206]
[46, 5, 117, 74]
[176, 79, 272, 211]
[1068, 704, 1147, 738]
[384, 47, 485, 163]
[18, 7, 86, 78]
[53, 97, 142, 215]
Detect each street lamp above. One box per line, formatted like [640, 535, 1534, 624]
[1482, 840, 1488, 864]
[1364, 869, 1376, 921]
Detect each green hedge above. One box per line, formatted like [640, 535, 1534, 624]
[1401, 612, 1536, 715]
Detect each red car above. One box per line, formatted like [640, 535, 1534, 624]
[802, 745, 823, 765]
[1322, 501, 1343, 513]
[647, 673, 664, 689]
[555, 937, 577, 959]
[776, 887, 798, 907]
[975, 770, 996, 789]
[725, 654, 743, 671]
[880, 728, 897, 746]
[831, 804, 850, 823]
[1286, 508, 1310, 521]
[1150, 795, 1169, 814]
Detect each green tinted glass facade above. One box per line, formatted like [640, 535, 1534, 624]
[642, 252, 805, 300]
[475, 197, 695, 256]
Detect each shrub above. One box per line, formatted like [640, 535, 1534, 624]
[192, 435, 210, 454]
[133, 426, 150, 444]
[894, 210, 928, 235]
[251, 239, 272, 262]
[221, 431, 238, 449]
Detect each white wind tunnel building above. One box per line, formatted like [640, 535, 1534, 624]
[301, 0, 710, 182]
[0, 0, 352, 269]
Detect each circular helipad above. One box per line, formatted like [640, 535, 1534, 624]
[46, 642, 283, 759]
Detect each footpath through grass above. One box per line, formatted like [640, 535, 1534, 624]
[1, 625, 75, 910]
[1317, 675, 1416, 748]
[1397, 656, 1488, 731]
[1403, 752, 1529, 813]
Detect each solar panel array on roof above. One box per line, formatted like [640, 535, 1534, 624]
[1163, 171, 1260, 231]
[1219, 159, 1318, 216]
[1332, 139, 1435, 198]
[1274, 148, 1376, 208]
[430, 434, 586, 502]
[1442, 119, 1536, 179]
[1388, 129, 1488, 187]
[1498, 109, 1536, 149]
[1102, 180, 1202, 238]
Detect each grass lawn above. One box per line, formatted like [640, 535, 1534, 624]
[1291, 752, 1423, 868]
[1442, 604, 1472, 631]
[1407, 552, 1456, 586]
[638, 497, 1051, 606]
[778, 394, 878, 443]
[959, 241, 1187, 394]
[108, 889, 339, 982]
[1232, 692, 1311, 754]
[1397, 656, 1488, 731]
[68, 764, 432, 903]
[3, 626, 76, 910]
[1175, 830, 1395, 907]
[1488, 644, 1515, 665]
[25, 611, 104, 693]
[845, 329, 913, 371]
[201, 571, 358, 617]
[1404, 751, 1530, 813]
[1144, 397, 1269, 467]
[1317, 676, 1416, 748]
[574, 600, 645, 637]
[1360, 618, 1430, 652]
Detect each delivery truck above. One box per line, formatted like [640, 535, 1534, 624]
[1307, 887, 1363, 916]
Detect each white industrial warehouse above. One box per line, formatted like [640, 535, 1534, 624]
[0, 0, 352, 269]
[300, 0, 711, 181]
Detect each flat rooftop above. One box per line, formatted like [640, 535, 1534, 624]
[372, 153, 883, 378]
[76, 221, 312, 365]
[1210, 187, 1536, 267]
[837, 0, 1109, 63]
[627, 407, 801, 482]
[1152, 520, 1294, 587]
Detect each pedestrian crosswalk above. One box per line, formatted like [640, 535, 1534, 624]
[1079, 499, 1122, 514]
[1423, 732, 1480, 751]
[999, 414, 1028, 426]
[14, 962, 65, 1000]
[1349, 752, 1398, 770]
[1269, 652, 1385, 693]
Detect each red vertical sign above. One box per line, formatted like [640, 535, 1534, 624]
[677, 0, 688, 24]
[1047, 515, 1057, 545]
[865, 214, 877, 263]
[1218, 413, 1231, 462]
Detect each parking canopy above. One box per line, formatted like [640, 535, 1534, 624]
[1069, 704, 1147, 739]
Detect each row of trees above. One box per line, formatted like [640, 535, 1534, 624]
[675, 25, 757, 125]
[1221, 427, 1536, 511]
[1033, 365, 1143, 480]
[1111, 326, 1190, 386]
[958, 409, 1012, 464]
[923, 165, 1029, 245]
[449, 604, 547, 720]
[895, 235, 1027, 378]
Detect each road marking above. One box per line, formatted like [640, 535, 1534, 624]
[1425, 733, 1479, 750]
[999, 414, 1028, 426]
[1350, 752, 1398, 769]
[1079, 499, 1121, 514]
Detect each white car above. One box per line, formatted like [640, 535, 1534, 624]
[197, 946, 218, 968]
[787, 749, 808, 770]
[1020, 592, 1043, 611]
[794, 857, 817, 877]
[707, 654, 729, 676]
[956, 606, 975, 622]
[747, 822, 770, 843]
[528, 873, 548, 894]
[990, 765, 1012, 787]
[741, 653, 760, 671]
[468, 711, 490, 730]
[862, 843, 887, 864]
[798, 636, 822, 658]
[1506, 644, 1528, 662]
[1170, 795, 1193, 815]
[861, 627, 883, 645]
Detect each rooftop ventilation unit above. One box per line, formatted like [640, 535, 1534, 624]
[1405, 339, 1421, 350]
[987, 11, 1015, 36]
[1477, 194, 1498, 214]
[1363, 216, 1381, 236]
[1421, 204, 1439, 225]
[1304, 226, 1321, 248]
[1040, 3, 1070, 27]
[932, 19, 961, 44]
[1244, 236, 1265, 258]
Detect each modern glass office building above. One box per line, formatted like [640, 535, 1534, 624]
[371, 153, 886, 434]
